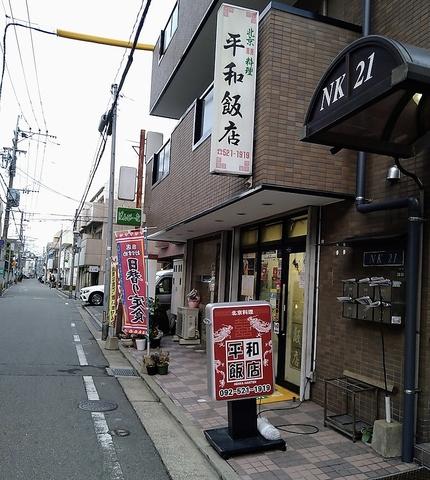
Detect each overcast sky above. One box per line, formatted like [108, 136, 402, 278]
[0, 0, 176, 254]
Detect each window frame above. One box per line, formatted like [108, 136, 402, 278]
[159, 2, 179, 59]
[152, 139, 171, 186]
[193, 83, 214, 150]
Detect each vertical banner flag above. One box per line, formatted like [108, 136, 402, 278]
[108, 258, 118, 327]
[210, 4, 259, 175]
[115, 229, 147, 335]
[206, 301, 274, 401]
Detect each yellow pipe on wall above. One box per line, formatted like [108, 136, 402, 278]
[56, 29, 154, 51]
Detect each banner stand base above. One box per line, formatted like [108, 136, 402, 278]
[204, 427, 286, 459]
[204, 399, 286, 459]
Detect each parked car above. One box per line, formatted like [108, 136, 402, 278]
[80, 285, 104, 306]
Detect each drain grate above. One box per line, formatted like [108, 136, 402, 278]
[78, 400, 118, 412]
[374, 468, 430, 480]
[106, 367, 139, 377]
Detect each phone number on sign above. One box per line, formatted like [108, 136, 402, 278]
[217, 148, 250, 159]
[218, 384, 272, 398]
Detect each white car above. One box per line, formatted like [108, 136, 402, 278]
[80, 285, 104, 306]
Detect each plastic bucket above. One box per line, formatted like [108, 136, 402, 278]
[135, 338, 147, 351]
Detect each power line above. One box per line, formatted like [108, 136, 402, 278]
[15, 166, 79, 202]
[74, 0, 152, 224]
[7, 1, 41, 129]
[0, 22, 55, 112]
[24, 0, 48, 132]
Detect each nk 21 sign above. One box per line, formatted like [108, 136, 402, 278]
[206, 301, 274, 401]
[210, 4, 259, 176]
[115, 229, 147, 335]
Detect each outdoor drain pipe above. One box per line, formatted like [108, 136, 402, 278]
[355, 152, 422, 462]
[354, 1, 422, 462]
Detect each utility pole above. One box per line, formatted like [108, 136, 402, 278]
[57, 226, 63, 288]
[102, 84, 118, 341]
[17, 211, 24, 278]
[69, 211, 79, 299]
[0, 116, 20, 293]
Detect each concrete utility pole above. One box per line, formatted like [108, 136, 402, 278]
[69, 212, 79, 299]
[102, 84, 118, 342]
[0, 116, 20, 293]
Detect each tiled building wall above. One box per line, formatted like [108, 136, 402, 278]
[253, 10, 358, 193]
[312, 0, 430, 441]
[146, 9, 360, 231]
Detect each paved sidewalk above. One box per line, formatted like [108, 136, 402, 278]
[123, 336, 416, 480]
[81, 304, 417, 480]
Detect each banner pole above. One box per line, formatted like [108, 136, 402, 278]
[144, 226, 151, 357]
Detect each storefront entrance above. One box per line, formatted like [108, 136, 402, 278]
[239, 215, 307, 393]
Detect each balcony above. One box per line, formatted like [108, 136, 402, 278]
[150, 0, 360, 119]
[77, 238, 103, 267]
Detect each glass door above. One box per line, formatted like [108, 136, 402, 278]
[278, 250, 305, 391]
[258, 250, 282, 376]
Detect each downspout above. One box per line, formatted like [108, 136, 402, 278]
[356, 0, 423, 462]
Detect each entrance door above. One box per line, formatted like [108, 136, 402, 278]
[257, 250, 282, 376]
[278, 249, 306, 392]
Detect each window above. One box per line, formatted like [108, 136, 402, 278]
[160, 3, 178, 55]
[156, 277, 172, 295]
[152, 140, 171, 185]
[194, 86, 214, 145]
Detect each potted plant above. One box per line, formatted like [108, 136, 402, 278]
[186, 289, 201, 308]
[144, 353, 158, 375]
[148, 297, 164, 348]
[156, 350, 169, 375]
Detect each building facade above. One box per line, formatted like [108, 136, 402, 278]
[144, 0, 430, 455]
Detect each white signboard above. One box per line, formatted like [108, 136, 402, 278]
[210, 4, 259, 175]
[118, 166, 137, 201]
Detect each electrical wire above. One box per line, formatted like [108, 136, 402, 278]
[0, 42, 31, 126]
[0, 22, 55, 112]
[74, 0, 152, 225]
[24, 0, 48, 132]
[15, 166, 79, 202]
[113, 0, 146, 84]
[6, 2, 41, 129]
[256, 378, 319, 435]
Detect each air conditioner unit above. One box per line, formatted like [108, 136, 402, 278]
[177, 307, 199, 341]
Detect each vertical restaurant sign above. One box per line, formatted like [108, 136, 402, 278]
[206, 301, 274, 401]
[108, 258, 118, 327]
[115, 229, 147, 335]
[210, 4, 259, 175]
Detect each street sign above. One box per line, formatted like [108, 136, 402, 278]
[206, 301, 274, 401]
[116, 207, 142, 227]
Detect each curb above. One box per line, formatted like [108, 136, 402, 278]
[118, 344, 240, 480]
[76, 305, 239, 480]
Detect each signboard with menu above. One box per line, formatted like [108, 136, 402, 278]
[206, 301, 274, 401]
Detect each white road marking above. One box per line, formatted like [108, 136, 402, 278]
[73, 334, 81, 343]
[76, 344, 88, 366]
[83, 375, 99, 400]
[65, 302, 69, 305]
[83, 376, 124, 480]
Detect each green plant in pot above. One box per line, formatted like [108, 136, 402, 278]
[157, 350, 169, 375]
[148, 297, 164, 348]
[144, 353, 158, 376]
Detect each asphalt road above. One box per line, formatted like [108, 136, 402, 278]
[0, 279, 169, 480]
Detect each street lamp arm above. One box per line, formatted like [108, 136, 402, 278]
[56, 29, 154, 51]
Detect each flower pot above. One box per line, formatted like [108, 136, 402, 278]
[135, 338, 146, 351]
[150, 338, 161, 348]
[188, 300, 200, 308]
[146, 365, 157, 376]
[157, 364, 169, 375]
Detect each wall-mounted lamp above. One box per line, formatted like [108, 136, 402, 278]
[386, 164, 401, 184]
